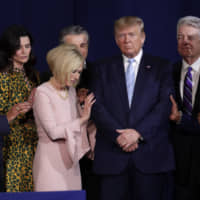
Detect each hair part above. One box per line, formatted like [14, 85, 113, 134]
[59, 25, 89, 44]
[114, 16, 144, 34]
[46, 44, 84, 87]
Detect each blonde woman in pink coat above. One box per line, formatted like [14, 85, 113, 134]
[32, 44, 95, 191]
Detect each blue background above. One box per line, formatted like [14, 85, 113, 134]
[0, 0, 199, 72]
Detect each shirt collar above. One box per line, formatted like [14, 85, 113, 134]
[122, 49, 143, 65]
[83, 60, 87, 69]
[182, 57, 200, 72]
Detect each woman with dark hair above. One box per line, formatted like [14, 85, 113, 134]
[0, 25, 40, 192]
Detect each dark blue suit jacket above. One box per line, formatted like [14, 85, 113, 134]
[0, 115, 9, 149]
[0, 115, 9, 190]
[91, 53, 175, 175]
[172, 61, 200, 134]
[0, 115, 9, 134]
[172, 61, 200, 184]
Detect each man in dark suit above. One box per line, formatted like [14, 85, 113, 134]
[58, 26, 92, 91]
[40, 25, 92, 90]
[91, 16, 175, 200]
[170, 16, 200, 200]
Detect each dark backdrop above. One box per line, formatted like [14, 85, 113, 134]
[0, 0, 200, 72]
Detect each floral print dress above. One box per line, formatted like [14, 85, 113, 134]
[0, 69, 39, 192]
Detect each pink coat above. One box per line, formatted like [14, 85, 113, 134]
[33, 82, 93, 191]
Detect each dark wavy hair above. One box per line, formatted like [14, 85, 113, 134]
[0, 24, 39, 84]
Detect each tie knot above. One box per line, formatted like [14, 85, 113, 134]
[188, 66, 192, 72]
[128, 58, 135, 64]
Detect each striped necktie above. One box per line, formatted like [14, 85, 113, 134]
[183, 66, 193, 115]
[126, 59, 135, 107]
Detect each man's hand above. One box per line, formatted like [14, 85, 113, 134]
[77, 88, 89, 104]
[123, 143, 139, 152]
[116, 128, 140, 152]
[169, 95, 181, 122]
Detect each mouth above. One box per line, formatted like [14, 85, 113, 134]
[124, 46, 133, 49]
[181, 47, 192, 51]
[71, 80, 77, 84]
[20, 56, 28, 59]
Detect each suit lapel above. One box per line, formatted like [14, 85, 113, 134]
[130, 55, 152, 118]
[112, 56, 130, 112]
[173, 62, 182, 109]
[193, 76, 200, 113]
[174, 61, 200, 114]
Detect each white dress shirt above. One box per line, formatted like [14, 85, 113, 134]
[180, 57, 200, 106]
[122, 49, 143, 83]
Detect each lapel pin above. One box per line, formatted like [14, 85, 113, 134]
[145, 65, 151, 69]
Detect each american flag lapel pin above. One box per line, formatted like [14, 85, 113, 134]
[145, 65, 151, 69]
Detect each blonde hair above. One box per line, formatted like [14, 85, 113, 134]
[46, 44, 84, 86]
[114, 16, 144, 34]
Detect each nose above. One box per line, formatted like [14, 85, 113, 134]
[124, 34, 130, 42]
[21, 47, 26, 54]
[182, 36, 189, 43]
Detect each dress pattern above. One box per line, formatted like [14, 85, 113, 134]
[0, 70, 38, 192]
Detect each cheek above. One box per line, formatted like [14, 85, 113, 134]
[14, 50, 21, 57]
[13, 54, 20, 61]
[116, 39, 122, 47]
[65, 79, 69, 86]
[179, 40, 187, 45]
[27, 48, 31, 56]
[80, 49, 88, 58]
[70, 73, 74, 79]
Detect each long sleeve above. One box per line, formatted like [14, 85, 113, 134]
[33, 86, 90, 163]
[175, 114, 200, 135]
[90, 63, 123, 143]
[135, 61, 174, 141]
[0, 73, 10, 114]
[34, 90, 81, 140]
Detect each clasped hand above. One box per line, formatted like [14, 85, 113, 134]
[116, 129, 141, 152]
[7, 88, 36, 123]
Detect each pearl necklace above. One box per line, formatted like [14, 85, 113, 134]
[49, 77, 68, 100]
[56, 89, 68, 100]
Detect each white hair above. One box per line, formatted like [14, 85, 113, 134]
[177, 16, 200, 36]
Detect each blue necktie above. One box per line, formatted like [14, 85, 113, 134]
[126, 59, 135, 107]
[183, 66, 193, 115]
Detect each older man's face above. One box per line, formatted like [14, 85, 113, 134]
[177, 25, 200, 62]
[63, 33, 88, 59]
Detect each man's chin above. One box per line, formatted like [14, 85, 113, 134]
[124, 52, 135, 58]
